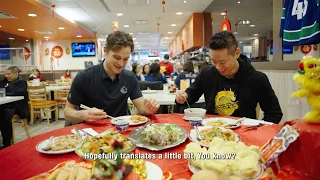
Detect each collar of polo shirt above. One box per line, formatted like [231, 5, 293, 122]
[99, 60, 121, 80]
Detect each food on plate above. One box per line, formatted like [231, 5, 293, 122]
[46, 166, 91, 180]
[184, 137, 261, 179]
[48, 135, 82, 151]
[79, 129, 134, 154]
[206, 120, 226, 126]
[190, 170, 219, 180]
[123, 159, 147, 180]
[199, 127, 235, 145]
[140, 124, 184, 146]
[130, 115, 147, 123]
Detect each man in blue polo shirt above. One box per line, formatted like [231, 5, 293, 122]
[64, 31, 160, 124]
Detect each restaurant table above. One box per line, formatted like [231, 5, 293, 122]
[0, 96, 24, 105]
[0, 114, 312, 180]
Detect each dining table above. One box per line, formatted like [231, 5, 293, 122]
[0, 96, 24, 105]
[0, 114, 313, 180]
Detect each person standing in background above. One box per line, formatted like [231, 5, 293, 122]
[29, 69, 44, 82]
[159, 54, 174, 77]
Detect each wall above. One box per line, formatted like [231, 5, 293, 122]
[0, 41, 33, 66]
[42, 39, 98, 70]
[267, 44, 320, 61]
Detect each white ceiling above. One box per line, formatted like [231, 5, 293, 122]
[37, 0, 213, 50]
[205, 0, 273, 43]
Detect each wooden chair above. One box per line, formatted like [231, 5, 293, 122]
[28, 84, 58, 125]
[55, 88, 70, 109]
[11, 115, 31, 144]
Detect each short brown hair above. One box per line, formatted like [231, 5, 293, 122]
[183, 62, 195, 73]
[106, 31, 134, 52]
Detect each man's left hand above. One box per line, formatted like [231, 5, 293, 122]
[144, 98, 160, 115]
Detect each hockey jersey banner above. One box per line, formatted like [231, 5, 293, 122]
[280, 0, 320, 46]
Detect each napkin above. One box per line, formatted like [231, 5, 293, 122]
[71, 128, 99, 136]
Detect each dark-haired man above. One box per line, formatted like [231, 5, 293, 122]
[0, 66, 28, 148]
[64, 31, 160, 125]
[159, 54, 174, 77]
[176, 31, 282, 123]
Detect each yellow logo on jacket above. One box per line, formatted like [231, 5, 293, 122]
[215, 89, 238, 116]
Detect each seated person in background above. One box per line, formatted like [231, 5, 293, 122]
[29, 69, 44, 81]
[62, 69, 72, 80]
[175, 31, 283, 123]
[132, 63, 144, 81]
[159, 54, 174, 77]
[175, 61, 197, 89]
[64, 31, 160, 125]
[171, 61, 183, 78]
[0, 66, 28, 148]
[144, 63, 167, 84]
[142, 64, 150, 75]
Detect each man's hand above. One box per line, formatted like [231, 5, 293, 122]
[144, 98, 160, 115]
[80, 107, 107, 122]
[176, 90, 188, 104]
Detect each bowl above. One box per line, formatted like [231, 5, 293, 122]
[188, 117, 203, 127]
[184, 108, 206, 118]
[114, 120, 129, 132]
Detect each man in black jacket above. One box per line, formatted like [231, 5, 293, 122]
[176, 31, 283, 123]
[0, 66, 28, 148]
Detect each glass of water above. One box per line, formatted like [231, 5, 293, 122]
[0, 88, 6, 97]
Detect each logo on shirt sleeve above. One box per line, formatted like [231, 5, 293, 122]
[120, 86, 128, 94]
[214, 89, 238, 116]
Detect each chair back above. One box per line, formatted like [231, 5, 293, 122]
[138, 81, 163, 90]
[27, 84, 48, 102]
[56, 89, 70, 99]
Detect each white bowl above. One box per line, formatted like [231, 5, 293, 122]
[184, 108, 206, 118]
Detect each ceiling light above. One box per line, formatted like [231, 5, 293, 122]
[58, 27, 65, 30]
[18, 29, 25, 31]
[165, 37, 169, 39]
[0, 25, 2, 27]
[246, 20, 250, 24]
[77, 35, 82, 38]
[221, 12, 226, 16]
[116, 13, 123, 16]
[124, 25, 129, 27]
[26, 40, 29, 41]
[133, 38, 136, 40]
[239, 42, 243, 44]
[135, 42, 138, 44]
[9, 38, 14, 40]
[168, 32, 172, 34]
[233, 32, 238, 34]
[129, 33, 133, 35]
[171, 24, 176, 27]
[184, 1, 187, 3]
[28, 14, 37, 17]
[253, 34, 259, 36]
[44, 37, 49, 39]
[250, 24, 255, 27]
[176, 12, 183, 15]
[238, 1, 241, 3]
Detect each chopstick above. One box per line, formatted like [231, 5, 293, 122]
[80, 104, 114, 119]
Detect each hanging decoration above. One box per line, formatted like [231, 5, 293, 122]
[157, 23, 160, 32]
[50, 57, 54, 70]
[234, 24, 238, 34]
[301, 45, 312, 55]
[182, 40, 185, 52]
[66, 47, 70, 55]
[19, 47, 31, 62]
[220, 9, 231, 32]
[313, 44, 318, 51]
[112, 21, 119, 31]
[51, 46, 63, 59]
[294, 46, 299, 51]
[51, 2, 56, 17]
[162, 0, 166, 13]
[45, 48, 50, 56]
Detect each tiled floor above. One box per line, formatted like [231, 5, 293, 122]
[0, 120, 66, 145]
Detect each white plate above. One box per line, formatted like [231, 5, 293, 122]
[202, 117, 241, 129]
[146, 161, 163, 180]
[111, 115, 149, 126]
[36, 135, 81, 154]
[189, 126, 240, 147]
[188, 161, 264, 180]
[142, 90, 158, 94]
